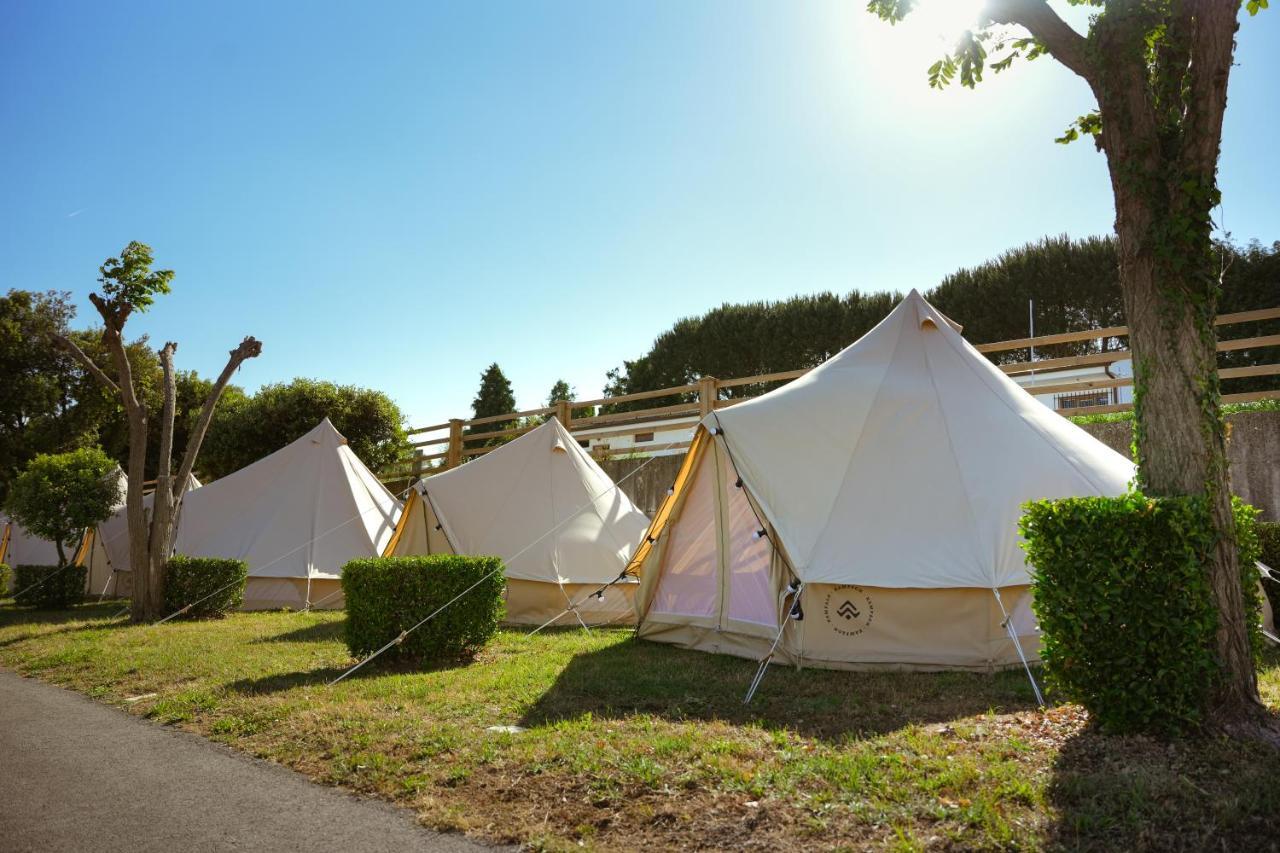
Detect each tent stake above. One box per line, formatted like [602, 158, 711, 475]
[993, 588, 1044, 708]
[743, 583, 803, 705]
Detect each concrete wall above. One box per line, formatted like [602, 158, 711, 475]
[1079, 410, 1280, 521]
[603, 410, 1280, 522]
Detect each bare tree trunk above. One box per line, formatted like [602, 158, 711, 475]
[148, 342, 179, 616]
[54, 306, 261, 622]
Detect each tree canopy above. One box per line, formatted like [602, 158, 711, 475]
[469, 364, 517, 436]
[601, 234, 1278, 408]
[200, 378, 409, 480]
[4, 447, 122, 567]
[0, 289, 248, 499]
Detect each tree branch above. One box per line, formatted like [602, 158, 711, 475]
[987, 0, 1094, 83]
[155, 342, 178, 485]
[51, 334, 120, 394]
[172, 336, 262, 502]
[1181, 0, 1239, 177]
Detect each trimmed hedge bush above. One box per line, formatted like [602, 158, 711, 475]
[342, 555, 506, 666]
[1261, 521, 1280, 622]
[0, 563, 10, 596]
[1021, 493, 1262, 736]
[163, 556, 248, 619]
[13, 563, 87, 609]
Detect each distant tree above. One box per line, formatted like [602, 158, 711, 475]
[201, 378, 407, 479]
[53, 241, 261, 622]
[601, 291, 902, 413]
[928, 235, 1125, 362]
[468, 364, 516, 437]
[5, 447, 122, 568]
[546, 379, 594, 421]
[0, 290, 77, 500]
[1218, 239, 1280, 394]
[0, 290, 243, 496]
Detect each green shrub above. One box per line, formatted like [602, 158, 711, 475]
[1021, 493, 1262, 736]
[342, 555, 506, 667]
[0, 563, 10, 596]
[163, 556, 248, 619]
[13, 563, 87, 608]
[1260, 521, 1280, 623]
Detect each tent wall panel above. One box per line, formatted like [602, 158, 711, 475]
[793, 584, 1039, 672]
[504, 579, 636, 627]
[387, 419, 650, 625]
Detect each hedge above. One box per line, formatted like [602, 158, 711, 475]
[1021, 493, 1262, 736]
[163, 556, 248, 619]
[1261, 521, 1280, 622]
[12, 564, 87, 609]
[342, 555, 506, 667]
[0, 563, 10, 596]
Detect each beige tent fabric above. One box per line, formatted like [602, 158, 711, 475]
[633, 292, 1135, 671]
[168, 419, 400, 610]
[386, 418, 651, 625]
[0, 519, 64, 569]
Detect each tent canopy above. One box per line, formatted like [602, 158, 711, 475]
[174, 418, 400, 587]
[403, 418, 651, 586]
[705, 290, 1135, 590]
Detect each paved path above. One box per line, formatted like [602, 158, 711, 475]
[0, 670, 499, 852]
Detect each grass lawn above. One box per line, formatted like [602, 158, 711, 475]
[1, 603, 1278, 851]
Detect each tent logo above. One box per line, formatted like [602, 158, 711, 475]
[823, 586, 874, 637]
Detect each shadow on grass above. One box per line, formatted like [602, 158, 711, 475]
[519, 634, 1046, 741]
[0, 602, 131, 648]
[1045, 722, 1280, 851]
[226, 649, 481, 696]
[249, 619, 344, 645]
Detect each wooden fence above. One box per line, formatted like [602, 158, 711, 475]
[381, 306, 1280, 483]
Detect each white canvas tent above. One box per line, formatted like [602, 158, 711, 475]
[384, 417, 652, 626]
[168, 419, 400, 610]
[79, 472, 201, 599]
[631, 291, 1136, 671]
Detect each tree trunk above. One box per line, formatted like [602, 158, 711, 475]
[1113, 194, 1258, 720]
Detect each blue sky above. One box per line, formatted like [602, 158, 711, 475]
[3, 1, 1277, 429]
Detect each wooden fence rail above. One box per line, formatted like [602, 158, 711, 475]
[380, 306, 1280, 483]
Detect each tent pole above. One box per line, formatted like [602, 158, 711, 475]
[743, 583, 803, 705]
[992, 588, 1045, 708]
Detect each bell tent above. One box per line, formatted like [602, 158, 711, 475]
[630, 291, 1135, 672]
[384, 417, 652, 626]
[169, 419, 400, 610]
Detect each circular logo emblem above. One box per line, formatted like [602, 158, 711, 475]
[823, 585, 874, 637]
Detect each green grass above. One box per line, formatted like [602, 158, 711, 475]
[1, 602, 1278, 850]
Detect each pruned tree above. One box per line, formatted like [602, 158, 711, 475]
[52, 242, 261, 622]
[867, 0, 1270, 729]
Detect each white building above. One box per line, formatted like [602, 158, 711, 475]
[1012, 358, 1134, 412]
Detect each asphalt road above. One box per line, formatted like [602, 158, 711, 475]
[0, 670, 500, 852]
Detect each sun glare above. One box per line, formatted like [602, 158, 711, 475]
[913, 0, 990, 43]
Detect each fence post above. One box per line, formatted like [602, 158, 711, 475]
[554, 399, 572, 429]
[411, 448, 424, 482]
[446, 419, 464, 469]
[698, 376, 719, 419]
